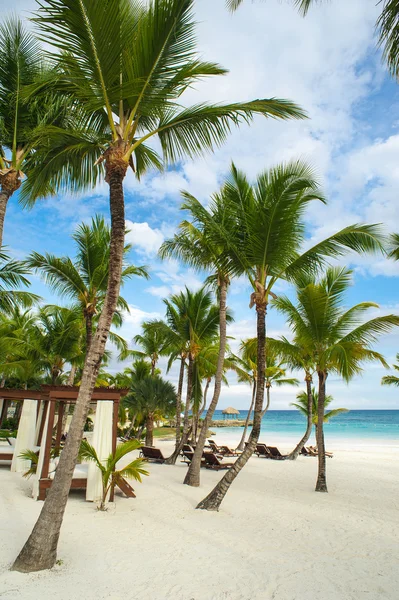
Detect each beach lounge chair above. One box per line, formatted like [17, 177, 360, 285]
[203, 452, 235, 470]
[139, 446, 166, 463]
[208, 439, 239, 457]
[306, 446, 334, 458]
[266, 446, 286, 459]
[255, 443, 271, 458]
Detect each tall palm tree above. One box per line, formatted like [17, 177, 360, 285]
[196, 161, 386, 511]
[272, 267, 399, 492]
[229, 349, 257, 452]
[0, 251, 39, 313]
[381, 353, 399, 387]
[160, 185, 237, 485]
[0, 18, 56, 246]
[291, 387, 348, 440]
[125, 375, 177, 447]
[13, 0, 305, 573]
[163, 287, 226, 465]
[27, 215, 146, 350]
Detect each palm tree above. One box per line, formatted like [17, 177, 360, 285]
[27, 215, 146, 350]
[132, 322, 168, 376]
[229, 350, 257, 452]
[78, 439, 148, 510]
[291, 387, 348, 441]
[0, 18, 51, 246]
[13, 0, 306, 573]
[0, 251, 39, 313]
[381, 353, 399, 387]
[227, 1, 399, 78]
[272, 267, 399, 492]
[125, 375, 177, 447]
[196, 161, 386, 511]
[163, 287, 225, 465]
[160, 185, 237, 485]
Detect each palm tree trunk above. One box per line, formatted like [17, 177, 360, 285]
[287, 374, 313, 460]
[12, 149, 128, 573]
[85, 313, 93, 351]
[236, 380, 256, 451]
[199, 378, 210, 418]
[315, 370, 328, 492]
[197, 300, 267, 510]
[166, 354, 194, 465]
[184, 278, 228, 487]
[261, 384, 271, 417]
[0, 171, 21, 247]
[174, 357, 185, 448]
[145, 415, 154, 447]
[67, 365, 77, 386]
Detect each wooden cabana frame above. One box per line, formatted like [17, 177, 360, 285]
[0, 386, 128, 500]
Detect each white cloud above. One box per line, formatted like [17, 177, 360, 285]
[125, 220, 164, 256]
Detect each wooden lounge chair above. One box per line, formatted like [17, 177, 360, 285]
[255, 443, 271, 458]
[266, 446, 286, 459]
[208, 439, 239, 457]
[203, 452, 234, 470]
[306, 446, 334, 458]
[139, 446, 165, 463]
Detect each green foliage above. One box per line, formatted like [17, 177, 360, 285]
[78, 439, 149, 510]
[1, 418, 18, 431]
[381, 353, 399, 387]
[291, 387, 348, 424]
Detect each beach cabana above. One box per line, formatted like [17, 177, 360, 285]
[222, 407, 240, 420]
[0, 392, 43, 467]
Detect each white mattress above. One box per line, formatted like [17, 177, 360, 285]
[0, 445, 40, 456]
[49, 463, 89, 480]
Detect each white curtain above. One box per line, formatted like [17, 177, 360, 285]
[86, 401, 113, 502]
[32, 408, 50, 499]
[11, 399, 37, 473]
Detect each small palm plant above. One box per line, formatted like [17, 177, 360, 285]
[381, 354, 399, 387]
[19, 450, 39, 479]
[291, 387, 349, 439]
[79, 439, 149, 511]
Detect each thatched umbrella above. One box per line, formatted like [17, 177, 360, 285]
[222, 406, 240, 420]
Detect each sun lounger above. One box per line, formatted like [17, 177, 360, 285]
[208, 439, 239, 457]
[306, 446, 333, 458]
[203, 452, 235, 470]
[266, 446, 286, 459]
[254, 443, 271, 457]
[139, 446, 166, 463]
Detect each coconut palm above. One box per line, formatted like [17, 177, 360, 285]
[381, 353, 399, 387]
[272, 267, 399, 492]
[13, 0, 306, 573]
[160, 186, 237, 485]
[291, 387, 348, 441]
[196, 161, 386, 511]
[27, 215, 146, 351]
[229, 350, 257, 452]
[0, 251, 39, 313]
[132, 322, 168, 376]
[125, 375, 177, 447]
[78, 439, 149, 510]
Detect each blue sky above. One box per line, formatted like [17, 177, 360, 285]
[3, 0, 399, 409]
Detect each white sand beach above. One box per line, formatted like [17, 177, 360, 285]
[1, 439, 398, 600]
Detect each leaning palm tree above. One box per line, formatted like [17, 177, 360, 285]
[160, 185, 237, 485]
[272, 267, 399, 492]
[78, 439, 148, 510]
[13, 0, 305, 573]
[381, 353, 399, 387]
[291, 387, 348, 442]
[196, 161, 387, 511]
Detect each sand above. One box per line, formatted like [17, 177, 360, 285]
[0, 439, 398, 600]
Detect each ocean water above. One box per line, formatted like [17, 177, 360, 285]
[206, 410, 399, 449]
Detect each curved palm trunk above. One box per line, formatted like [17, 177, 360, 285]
[184, 279, 228, 487]
[12, 148, 128, 573]
[261, 383, 271, 417]
[315, 370, 328, 492]
[287, 374, 313, 460]
[174, 357, 185, 448]
[166, 354, 193, 464]
[199, 378, 211, 417]
[145, 414, 154, 447]
[85, 314, 93, 351]
[236, 380, 256, 451]
[0, 171, 21, 247]
[197, 301, 267, 510]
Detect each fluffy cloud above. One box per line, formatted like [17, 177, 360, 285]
[125, 220, 165, 256]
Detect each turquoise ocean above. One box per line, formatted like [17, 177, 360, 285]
[207, 409, 399, 449]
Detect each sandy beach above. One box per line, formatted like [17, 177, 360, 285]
[1, 439, 398, 600]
